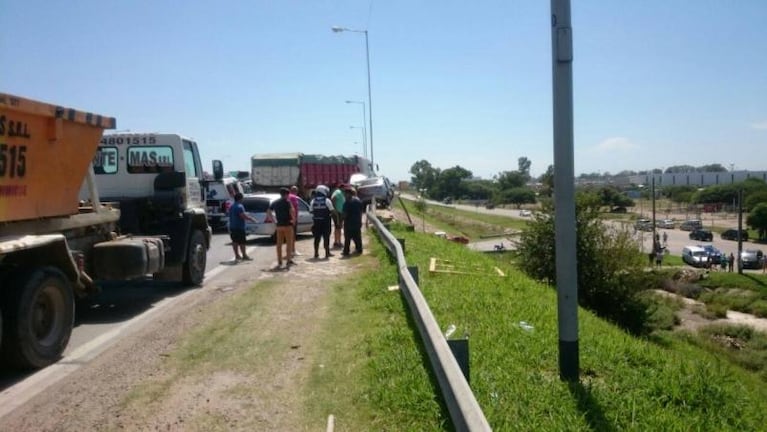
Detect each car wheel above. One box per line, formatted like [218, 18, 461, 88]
[182, 230, 207, 286]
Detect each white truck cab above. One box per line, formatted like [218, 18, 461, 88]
[84, 133, 211, 284]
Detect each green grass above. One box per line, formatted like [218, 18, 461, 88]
[677, 323, 767, 382]
[325, 223, 767, 430]
[303, 235, 447, 431]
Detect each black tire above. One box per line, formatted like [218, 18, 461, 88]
[182, 230, 207, 286]
[1, 267, 74, 369]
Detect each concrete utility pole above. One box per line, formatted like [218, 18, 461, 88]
[738, 189, 744, 274]
[551, 0, 579, 382]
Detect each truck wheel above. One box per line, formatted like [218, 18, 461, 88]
[1, 267, 74, 369]
[182, 230, 207, 286]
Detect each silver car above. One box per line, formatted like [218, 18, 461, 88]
[228, 193, 314, 238]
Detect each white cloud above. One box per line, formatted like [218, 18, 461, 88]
[594, 136, 639, 152]
[751, 120, 767, 130]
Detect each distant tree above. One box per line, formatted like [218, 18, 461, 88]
[747, 203, 767, 241]
[538, 165, 554, 197]
[433, 165, 472, 200]
[698, 163, 728, 172]
[518, 157, 532, 181]
[462, 179, 495, 200]
[663, 185, 697, 203]
[409, 160, 439, 192]
[501, 187, 537, 208]
[665, 165, 696, 173]
[495, 170, 527, 190]
[616, 170, 637, 176]
[745, 190, 767, 210]
[598, 186, 633, 208]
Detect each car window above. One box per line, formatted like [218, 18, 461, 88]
[242, 198, 270, 212]
[297, 199, 310, 212]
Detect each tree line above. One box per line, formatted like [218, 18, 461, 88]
[409, 157, 553, 207]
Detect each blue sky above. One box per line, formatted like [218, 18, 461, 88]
[2, 1, 765, 183]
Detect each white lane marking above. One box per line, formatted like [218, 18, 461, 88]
[0, 246, 256, 420]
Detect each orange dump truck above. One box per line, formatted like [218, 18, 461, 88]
[0, 94, 209, 369]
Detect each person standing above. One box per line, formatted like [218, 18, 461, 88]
[655, 249, 663, 269]
[331, 183, 346, 248]
[728, 252, 735, 272]
[342, 187, 363, 256]
[266, 187, 296, 268]
[288, 185, 301, 257]
[662, 231, 668, 246]
[309, 185, 335, 259]
[228, 193, 257, 261]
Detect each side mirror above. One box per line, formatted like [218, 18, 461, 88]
[212, 160, 224, 180]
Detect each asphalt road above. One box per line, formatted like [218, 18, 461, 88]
[0, 230, 306, 401]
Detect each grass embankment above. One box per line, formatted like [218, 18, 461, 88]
[306, 225, 767, 430]
[396, 198, 527, 239]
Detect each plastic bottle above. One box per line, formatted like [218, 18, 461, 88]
[444, 324, 457, 338]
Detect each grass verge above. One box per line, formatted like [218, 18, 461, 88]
[331, 223, 767, 430]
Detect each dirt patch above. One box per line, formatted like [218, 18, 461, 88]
[0, 236, 368, 432]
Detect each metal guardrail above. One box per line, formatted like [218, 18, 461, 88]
[367, 208, 492, 432]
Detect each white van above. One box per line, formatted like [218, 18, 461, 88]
[682, 246, 709, 268]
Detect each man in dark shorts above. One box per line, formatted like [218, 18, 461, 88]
[228, 193, 256, 261]
[309, 185, 336, 259]
[342, 187, 363, 256]
[267, 187, 296, 268]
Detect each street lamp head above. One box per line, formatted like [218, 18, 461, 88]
[331, 26, 345, 33]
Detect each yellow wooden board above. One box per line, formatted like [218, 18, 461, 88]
[428, 257, 505, 277]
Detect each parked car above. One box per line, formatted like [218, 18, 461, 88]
[230, 193, 314, 238]
[520, 209, 532, 217]
[610, 206, 627, 213]
[355, 176, 395, 208]
[634, 219, 653, 232]
[689, 229, 713, 242]
[740, 249, 764, 270]
[442, 197, 453, 204]
[657, 219, 676, 229]
[700, 244, 723, 264]
[721, 229, 749, 241]
[682, 245, 710, 268]
[679, 219, 703, 231]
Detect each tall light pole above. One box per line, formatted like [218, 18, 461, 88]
[349, 125, 366, 157]
[332, 26, 374, 168]
[345, 100, 367, 158]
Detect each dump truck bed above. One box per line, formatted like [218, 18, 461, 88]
[0, 93, 115, 223]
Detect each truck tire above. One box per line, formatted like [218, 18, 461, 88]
[1, 267, 74, 369]
[182, 230, 207, 286]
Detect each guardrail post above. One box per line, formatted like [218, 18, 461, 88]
[399, 265, 418, 287]
[447, 338, 470, 384]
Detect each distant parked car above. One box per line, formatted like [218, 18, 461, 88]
[230, 193, 314, 238]
[520, 209, 532, 217]
[682, 245, 710, 268]
[442, 197, 453, 204]
[610, 206, 627, 214]
[634, 219, 653, 231]
[721, 229, 749, 241]
[689, 229, 713, 242]
[740, 249, 764, 269]
[679, 219, 703, 231]
[657, 219, 676, 229]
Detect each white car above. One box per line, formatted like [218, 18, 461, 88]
[520, 210, 532, 217]
[229, 193, 314, 238]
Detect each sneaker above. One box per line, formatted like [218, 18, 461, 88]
[314, 253, 319, 259]
[326, 252, 334, 258]
[287, 259, 297, 266]
[234, 256, 242, 262]
[293, 251, 302, 256]
[241, 255, 253, 261]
